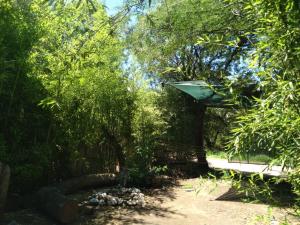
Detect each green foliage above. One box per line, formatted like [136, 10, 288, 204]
[129, 0, 254, 82]
[232, 172, 273, 203]
[206, 150, 228, 159]
[0, 0, 53, 192]
[231, 154, 273, 165]
[128, 79, 167, 184]
[228, 84, 300, 168]
[226, 0, 300, 205]
[254, 207, 292, 225]
[0, 0, 136, 192]
[29, 0, 136, 179]
[204, 108, 233, 150]
[157, 87, 197, 148]
[199, 170, 295, 206]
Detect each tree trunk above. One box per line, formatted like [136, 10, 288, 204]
[100, 125, 128, 186]
[0, 162, 10, 214]
[195, 103, 209, 171]
[36, 187, 78, 224]
[100, 125, 126, 170]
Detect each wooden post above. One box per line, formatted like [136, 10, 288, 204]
[195, 103, 209, 171]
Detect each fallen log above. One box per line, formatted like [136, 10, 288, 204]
[36, 173, 117, 223]
[56, 173, 117, 194]
[37, 187, 78, 224]
[0, 162, 10, 214]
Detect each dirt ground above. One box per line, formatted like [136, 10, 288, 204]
[1, 178, 299, 225]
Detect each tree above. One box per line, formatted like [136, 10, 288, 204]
[129, 0, 255, 83]
[128, 0, 255, 167]
[29, 0, 136, 178]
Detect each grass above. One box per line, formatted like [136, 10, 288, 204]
[206, 150, 227, 159]
[207, 150, 275, 165]
[230, 154, 273, 165]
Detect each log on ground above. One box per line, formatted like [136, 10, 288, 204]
[36, 187, 78, 224]
[0, 162, 10, 214]
[36, 173, 117, 223]
[56, 173, 117, 194]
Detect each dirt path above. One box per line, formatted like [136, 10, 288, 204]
[1, 179, 299, 225]
[79, 179, 298, 225]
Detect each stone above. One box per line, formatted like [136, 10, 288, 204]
[126, 200, 133, 206]
[126, 199, 137, 206]
[92, 193, 97, 198]
[98, 199, 105, 206]
[88, 198, 99, 206]
[98, 193, 107, 199]
[131, 200, 137, 206]
[136, 199, 145, 207]
[132, 188, 141, 193]
[116, 197, 123, 205]
[82, 201, 88, 205]
[107, 197, 118, 206]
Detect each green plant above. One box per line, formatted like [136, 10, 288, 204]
[206, 150, 228, 159]
[0, 0, 136, 192]
[128, 83, 168, 185]
[226, 0, 300, 208]
[196, 173, 220, 195]
[253, 207, 292, 225]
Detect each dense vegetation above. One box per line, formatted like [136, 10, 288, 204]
[0, 0, 299, 212]
[225, 0, 300, 205]
[0, 0, 136, 192]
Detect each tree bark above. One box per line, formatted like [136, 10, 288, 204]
[0, 162, 10, 214]
[195, 103, 209, 171]
[36, 187, 78, 224]
[100, 125, 126, 170]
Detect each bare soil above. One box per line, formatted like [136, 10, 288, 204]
[1, 178, 299, 225]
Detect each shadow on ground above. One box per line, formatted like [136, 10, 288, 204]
[0, 184, 182, 225]
[76, 185, 183, 225]
[79, 205, 185, 225]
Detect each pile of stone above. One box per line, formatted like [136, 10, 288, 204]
[81, 187, 145, 208]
